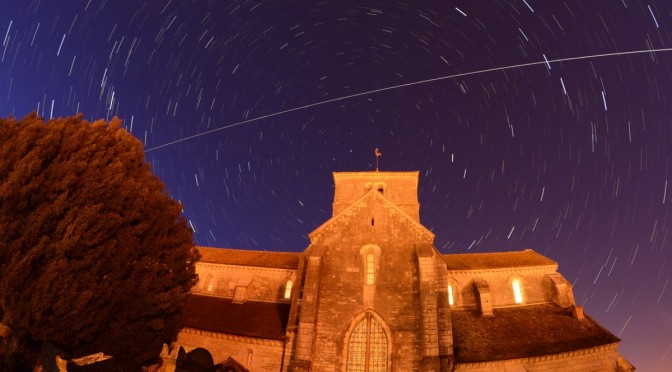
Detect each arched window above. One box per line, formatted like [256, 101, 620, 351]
[203, 274, 214, 292]
[446, 278, 459, 307]
[347, 315, 388, 371]
[512, 278, 524, 304]
[373, 182, 385, 195]
[447, 284, 455, 306]
[360, 245, 381, 287]
[284, 279, 293, 299]
[246, 348, 253, 367]
[366, 253, 375, 285]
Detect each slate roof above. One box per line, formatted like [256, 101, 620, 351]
[182, 295, 291, 341]
[443, 249, 556, 270]
[451, 303, 620, 363]
[197, 247, 300, 270]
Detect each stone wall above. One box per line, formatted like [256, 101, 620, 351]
[299, 193, 435, 371]
[452, 343, 633, 372]
[443, 268, 567, 309]
[195, 263, 296, 302]
[177, 328, 289, 371]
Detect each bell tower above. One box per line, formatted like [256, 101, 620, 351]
[331, 171, 421, 221]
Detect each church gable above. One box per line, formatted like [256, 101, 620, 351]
[308, 187, 434, 246]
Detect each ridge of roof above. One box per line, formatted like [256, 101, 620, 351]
[308, 188, 434, 243]
[333, 170, 420, 179]
[196, 246, 300, 270]
[197, 246, 300, 255]
[442, 249, 558, 270]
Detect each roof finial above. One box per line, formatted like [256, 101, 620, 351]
[375, 148, 382, 172]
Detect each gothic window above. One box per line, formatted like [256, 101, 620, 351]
[366, 253, 375, 285]
[512, 277, 524, 304]
[284, 279, 293, 299]
[347, 315, 388, 372]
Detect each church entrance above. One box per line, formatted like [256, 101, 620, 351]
[346, 314, 388, 372]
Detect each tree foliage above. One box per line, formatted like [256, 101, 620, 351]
[0, 113, 199, 369]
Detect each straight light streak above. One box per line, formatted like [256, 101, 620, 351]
[3, 20, 11, 46]
[30, 23, 39, 46]
[518, 28, 529, 41]
[145, 47, 672, 152]
[618, 315, 632, 336]
[57, 34, 66, 56]
[664, 180, 668, 204]
[69, 56, 76, 76]
[543, 54, 551, 70]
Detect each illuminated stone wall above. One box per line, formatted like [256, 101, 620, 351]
[289, 172, 449, 371]
[166, 171, 633, 372]
[177, 328, 289, 371]
[452, 344, 632, 372]
[194, 262, 296, 302]
[441, 268, 566, 309]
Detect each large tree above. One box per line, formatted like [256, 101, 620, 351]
[0, 113, 199, 369]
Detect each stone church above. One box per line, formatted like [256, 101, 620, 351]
[161, 171, 634, 371]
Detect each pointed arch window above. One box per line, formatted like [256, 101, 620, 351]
[360, 245, 381, 287]
[347, 315, 388, 372]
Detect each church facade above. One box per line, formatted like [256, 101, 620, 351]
[162, 171, 634, 371]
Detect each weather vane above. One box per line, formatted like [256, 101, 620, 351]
[375, 148, 382, 172]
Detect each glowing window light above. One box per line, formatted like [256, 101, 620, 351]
[366, 253, 375, 285]
[512, 278, 523, 304]
[284, 279, 293, 299]
[448, 284, 455, 306]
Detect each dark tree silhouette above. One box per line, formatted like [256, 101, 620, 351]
[0, 113, 199, 369]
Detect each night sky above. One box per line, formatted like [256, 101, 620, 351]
[2, 0, 671, 369]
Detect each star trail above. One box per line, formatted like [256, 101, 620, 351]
[2, 1, 671, 369]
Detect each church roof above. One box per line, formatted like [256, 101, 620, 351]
[182, 295, 291, 341]
[443, 249, 557, 270]
[450, 303, 620, 363]
[197, 247, 300, 270]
